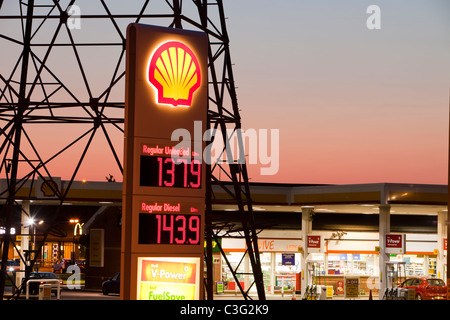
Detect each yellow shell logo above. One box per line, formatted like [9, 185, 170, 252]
[148, 41, 201, 107]
[41, 180, 58, 197]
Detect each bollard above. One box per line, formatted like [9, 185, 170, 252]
[39, 284, 52, 300]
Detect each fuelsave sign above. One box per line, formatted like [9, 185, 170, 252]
[137, 257, 200, 300]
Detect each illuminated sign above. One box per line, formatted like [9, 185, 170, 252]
[36, 176, 61, 198]
[139, 201, 201, 245]
[345, 277, 360, 298]
[140, 144, 201, 189]
[307, 236, 321, 248]
[137, 257, 200, 300]
[123, 23, 207, 300]
[306, 235, 324, 253]
[385, 234, 406, 254]
[140, 155, 201, 188]
[148, 41, 201, 107]
[139, 213, 201, 244]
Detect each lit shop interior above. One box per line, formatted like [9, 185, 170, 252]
[219, 237, 441, 296]
[212, 183, 447, 296]
[4, 180, 447, 296]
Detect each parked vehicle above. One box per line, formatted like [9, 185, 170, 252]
[75, 259, 86, 273]
[0, 260, 20, 273]
[52, 258, 73, 273]
[102, 272, 120, 295]
[27, 272, 63, 297]
[400, 277, 447, 300]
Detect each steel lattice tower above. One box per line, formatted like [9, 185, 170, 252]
[0, 0, 265, 300]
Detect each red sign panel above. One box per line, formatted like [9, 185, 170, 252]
[385, 234, 403, 248]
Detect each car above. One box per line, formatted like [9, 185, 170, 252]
[52, 258, 73, 273]
[399, 277, 447, 300]
[102, 272, 120, 295]
[27, 272, 63, 297]
[75, 259, 86, 273]
[0, 260, 20, 273]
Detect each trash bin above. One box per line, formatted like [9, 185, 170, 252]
[39, 284, 52, 300]
[318, 286, 327, 300]
[408, 289, 416, 300]
[397, 288, 409, 300]
[326, 286, 334, 299]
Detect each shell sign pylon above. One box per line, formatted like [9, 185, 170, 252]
[148, 41, 201, 107]
[123, 23, 208, 301]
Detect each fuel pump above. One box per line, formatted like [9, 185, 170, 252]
[383, 261, 406, 300]
[303, 261, 323, 300]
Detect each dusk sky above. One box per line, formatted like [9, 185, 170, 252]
[225, 0, 450, 185]
[1, 0, 449, 185]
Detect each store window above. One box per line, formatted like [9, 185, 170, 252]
[390, 254, 436, 277]
[260, 252, 271, 291]
[222, 252, 302, 293]
[352, 254, 376, 275]
[428, 256, 437, 277]
[328, 254, 350, 274]
[61, 242, 74, 260]
[308, 253, 325, 275]
[328, 254, 376, 275]
[275, 253, 300, 292]
[221, 252, 252, 291]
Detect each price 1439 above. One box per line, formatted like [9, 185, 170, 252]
[138, 213, 201, 245]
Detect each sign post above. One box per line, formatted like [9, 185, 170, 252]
[122, 24, 208, 300]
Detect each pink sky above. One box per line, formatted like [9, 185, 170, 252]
[1, 1, 449, 186]
[228, 0, 450, 185]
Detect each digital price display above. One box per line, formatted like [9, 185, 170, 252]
[139, 213, 201, 245]
[138, 201, 202, 245]
[140, 155, 201, 188]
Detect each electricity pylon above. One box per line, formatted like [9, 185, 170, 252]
[0, 0, 265, 300]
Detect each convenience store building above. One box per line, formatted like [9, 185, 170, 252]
[212, 182, 448, 298]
